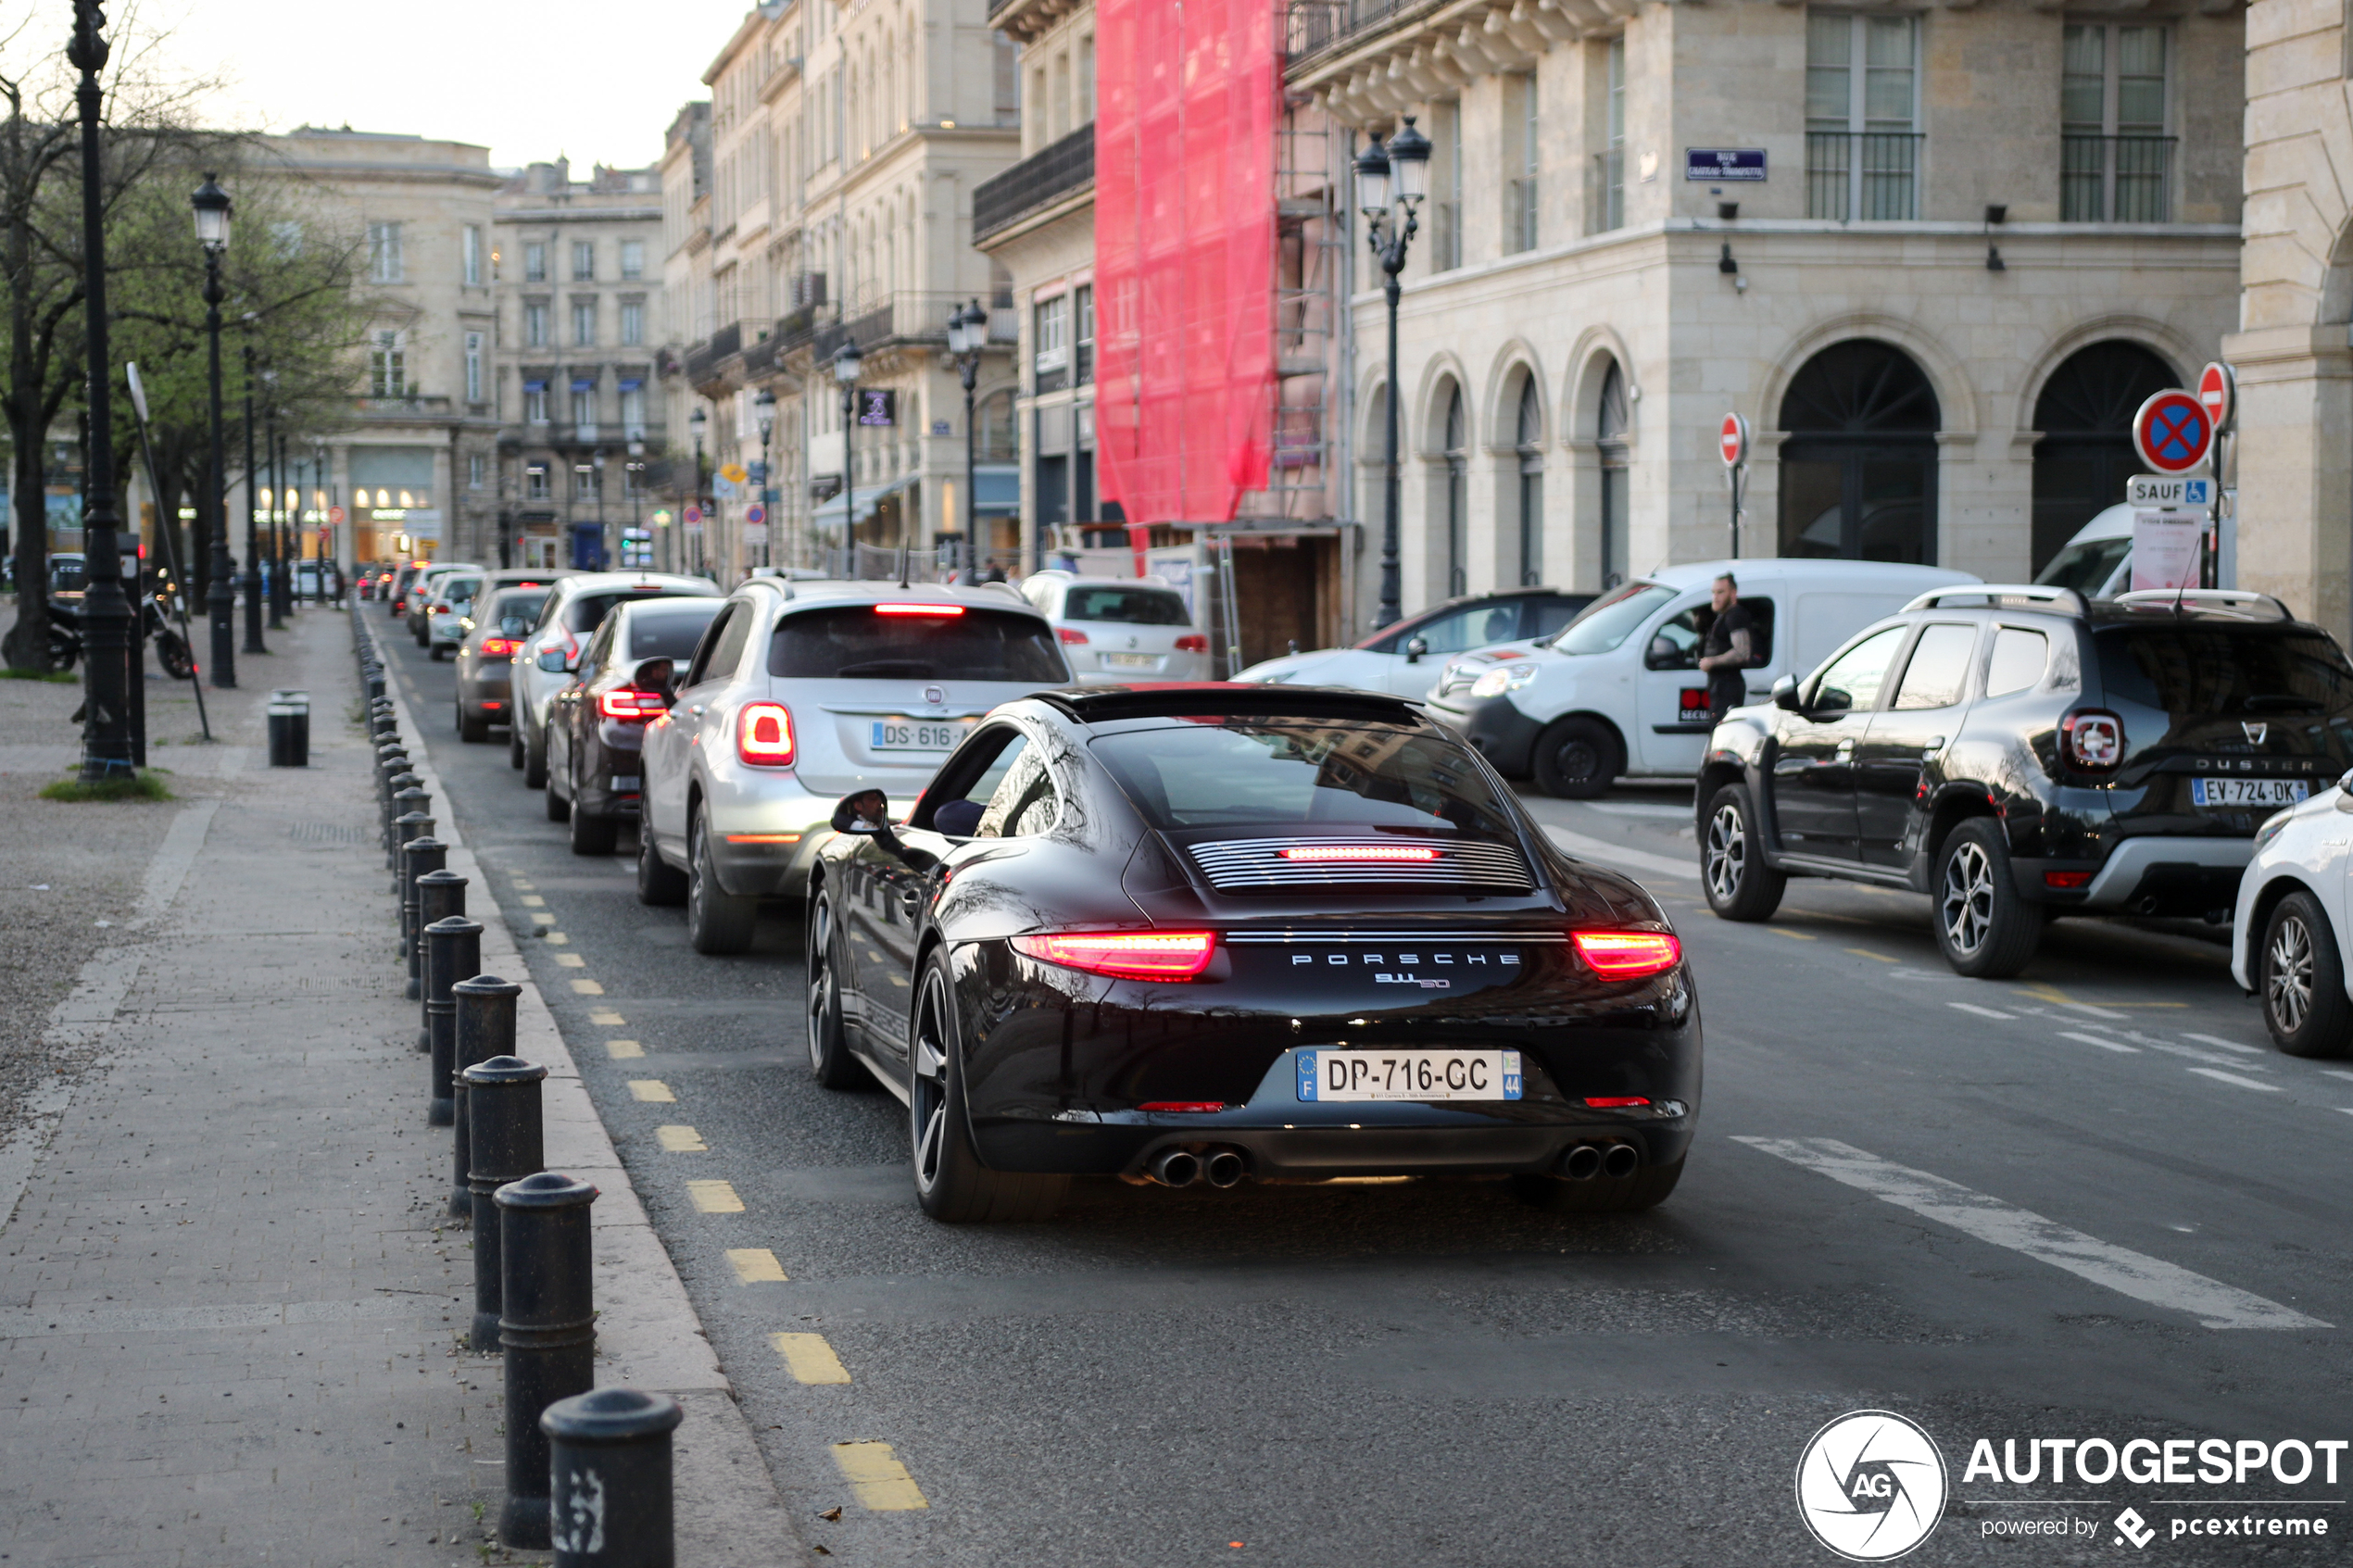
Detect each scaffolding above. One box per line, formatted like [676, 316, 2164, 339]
[1249, 99, 1349, 527]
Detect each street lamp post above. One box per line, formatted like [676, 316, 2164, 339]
[263, 382, 283, 631]
[948, 300, 988, 580]
[687, 406, 707, 577]
[1355, 116, 1430, 631]
[592, 451, 607, 570]
[239, 345, 265, 654]
[192, 172, 236, 689]
[753, 386, 775, 571]
[66, 0, 132, 781]
[832, 337, 862, 576]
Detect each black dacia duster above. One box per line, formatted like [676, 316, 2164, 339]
[1693, 585, 2353, 977]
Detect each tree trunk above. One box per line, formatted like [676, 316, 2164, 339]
[2, 197, 49, 672]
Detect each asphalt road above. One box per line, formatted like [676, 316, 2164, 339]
[385, 621, 2353, 1568]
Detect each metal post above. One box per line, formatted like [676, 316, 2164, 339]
[466, 1054, 546, 1350]
[544, 1387, 685, 1567]
[397, 834, 444, 1003]
[241, 346, 266, 655]
[201, 243, 237, 688]
[264, 407, 283, 631]
[841, 381, 856, 574]
[389, 782, 426, 872]
[962, 329, 980, 579]
[67, 0, 133, 783]
[419, 888, 476, 1127]
[496, 1171, 599, 1550]
[451, 976, 522, 1220]
[1378, 266, 1403, 630]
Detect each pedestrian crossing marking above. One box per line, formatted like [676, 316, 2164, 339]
[774, 1332, 850, 1384]
[687, 1179, 744, 1213]
[628, 1080, 674, 1103]
[656, 1125, 707, 1151]
[830, 1441, 927, 1510]
[727, 1248, 788, 1283]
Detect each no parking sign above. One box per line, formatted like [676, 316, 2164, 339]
[2132, 390, 2214, 475]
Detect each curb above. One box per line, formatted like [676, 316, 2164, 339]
[379, 634, 804, 1565]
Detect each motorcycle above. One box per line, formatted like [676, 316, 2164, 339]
[43, 594, 195, 680]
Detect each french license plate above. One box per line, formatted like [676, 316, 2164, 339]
[610, 775, 640, 794]
[1296, 1048, 1522, 1103]
[1103, 652, 1159, 669]
[870, 720, 966, 752]
[2190, 777, 2308, 809]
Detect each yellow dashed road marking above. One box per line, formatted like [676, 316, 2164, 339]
[1844, 947, 1897, 963]
[511, 878, 535, 889]
[830, 1442, 927, 1510]
[772, 1333, 850, 1385]
[727, 1248, 788, 1283]
[628, 1080, 675, 1103]
[605, 1040, 644, 1060]
[656, 1125, 707, 1152]
[589, 1010, 625, 1025]
[555, 953, 585, 968]
[520, 895, 547, 907]
[570, 979, 604, 995]
[530, 911, 557, 923]
[687, 1179, 744, 1213]
[1769, 928, 1817, 941]
[546, 933, 569, 945]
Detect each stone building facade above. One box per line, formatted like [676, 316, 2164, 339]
[1290, 0, 2246, 623]
[490, 158, 666, 571]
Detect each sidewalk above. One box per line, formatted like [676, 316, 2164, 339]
[0, 609, 798, 1565]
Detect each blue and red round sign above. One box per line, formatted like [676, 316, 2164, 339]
[2133, 389, 2214, 475]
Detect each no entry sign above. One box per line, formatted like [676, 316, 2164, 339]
[2198, 361, 2235, 432]
[327, 505, 345, 524]
[1718, 412, 1748, 468]
[2132, 390, 2213, 475]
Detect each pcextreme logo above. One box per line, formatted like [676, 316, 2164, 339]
[1796, 1411, 1950, 1562]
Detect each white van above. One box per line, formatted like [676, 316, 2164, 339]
[2033, 503, 2134, 598]
[1423, 558, 1977, 797]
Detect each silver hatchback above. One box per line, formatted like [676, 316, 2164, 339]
[636, 580, 1072, 953]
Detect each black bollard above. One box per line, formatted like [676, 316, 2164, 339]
[398, 834, 444, 999]
[416, 869, 469, 1047]
[421, 907, 477, 1127]
[381, 769, 418, 850]
[390, 784, 428, 878]
[450, 976, 522, 1220]
[497, 1171, 599, 1550]
[466, 1054, 547, 1350]
[544, 1387, 685, 1568]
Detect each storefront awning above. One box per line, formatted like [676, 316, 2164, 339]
[812, 475, 917, 528]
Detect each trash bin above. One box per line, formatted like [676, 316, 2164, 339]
[267, 689, 309, 767]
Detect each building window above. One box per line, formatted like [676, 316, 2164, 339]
[1597, 360, 1629, 588]
[573, 240, 595, 281]
[526, 462, 550, 500]
[573, 299, 597, 347]
[620, 301, 645, 346]
[620, 240, 646, 280]
[620, 384, 647, 439]
[524, 302, 549, 347]
[1034, 293, 1070, 393]
[368, 221, 403, 283]
[1506, 74, 1540, 254]
[1432, 100, 1463, 269]
[1590, 40, 1626, 235]
[1441, 383, 1467, 597]
[1806, 13, 1920, 220]
[2030, 341, 2175, 570]
[1073, 285, 1094, 386]
[572, 386, 597, 441]
[469, 452, 486, 490]
[368, 330, 406, 397]
[1778, 338, 1940, 564]
[2062, 25, 2171, 221]
[1515, 377, 1543, 584]
[463, 225, 483, 286]
[524, 242, 547, 282]
[574, 462, 598, 499]
[524, 383, 549, 424]
[464, 332, 484, 403]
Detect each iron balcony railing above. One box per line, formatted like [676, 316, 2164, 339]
[1806, 131, 1925, 221]
[2061, 133, 2174, 222]
[973, 123, 1095, 243]
[812, 292, 1021, 365]
[1284, 0, 1429, 62]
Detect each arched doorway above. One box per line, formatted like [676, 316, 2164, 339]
[2031, 340, 2176, 572]
[1777, 340, 1939, 563]
[1514, 376, 1543, 584]
[1440, 383, 1467, 596]
[1596, 361, 1629, 586]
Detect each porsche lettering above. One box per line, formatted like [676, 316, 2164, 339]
[1290, 951, 1521, 967]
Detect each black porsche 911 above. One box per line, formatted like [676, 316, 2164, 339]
[805, 684, 1700, 1223]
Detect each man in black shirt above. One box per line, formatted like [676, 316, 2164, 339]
[1696, 571, 1755, 724]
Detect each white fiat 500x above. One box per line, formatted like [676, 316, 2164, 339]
[2234, 766, 2353, 1058]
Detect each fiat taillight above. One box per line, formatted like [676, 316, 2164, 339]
[598, 687, 664, 721]
[737, 701, 795, 766]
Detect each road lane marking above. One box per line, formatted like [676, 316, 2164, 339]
[520, 895, 546, 907]
[590, 1010, 625, 1025]
[655, 1125, 706, 1151]
[546, 934, 569, 945]
[2185, 1034, 2264, 1056]
[1734, 1136, 2329, 1330]
[2059, 1031, 2139, 1054]
[628, 1080, 675, 1103]
[1844, 947, 1897, 963]
[2134, 1036, 2270, 1070]
[727, 1248, 788, 1283]
[569, 979, 604, 995]
[1769, 928, 1817, 941]
[2322, 1070, 2353, 1083]
[605, 1040, 644, 1059]
[830, 1442, 928, 1510]
[511, 878, 535, 889]
[2187, 1068, 2283, 1094]
[1540, 824, 1697, 882]
[687, 1180, 744, 1213]
[772, 1332, 851, 1385]
[555, 953, 585, 968]
[530, 911, 557, 923]
[2022, 984, 2130, 1019]
[1948, 1002, 2015, 1022]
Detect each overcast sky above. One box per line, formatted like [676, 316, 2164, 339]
[155, 0, 742, 171]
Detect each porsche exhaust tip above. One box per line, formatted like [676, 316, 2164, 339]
[1151, 1149, 1202, 1188]
[1602, 1143, 1642, 1180]
[1562, 1145, 1604, 1180]
[1203, 1149, 1247, 1188]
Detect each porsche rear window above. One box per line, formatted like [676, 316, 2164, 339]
[1092, 721, 1521, 841]
[768, 606, 1068, 683]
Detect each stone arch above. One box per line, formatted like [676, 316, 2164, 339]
[1776, 338, 1941, 564]
[1413, 350, 1473, 458]
[1481, 339, 1547, 453]
[1759, 312, 1979, 442]
[2014, 316, 2196, 438]
[1563, 325, 1640, 452]
[2026, 339, 2177, 573]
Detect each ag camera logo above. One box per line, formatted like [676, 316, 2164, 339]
[1796, 1411, 1948, 1561]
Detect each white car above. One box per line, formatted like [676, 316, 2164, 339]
[1425, 558, 1977, 797]
[422, 572, 482, 659]
[1234, 589, 1595, 698]
[407, 561, 481, 646]
[2234, 765, 2353, 1058]
[512, 571, 721, 786]
[1019, 571, 1210, 684]
[2034, 503, 2134, 599]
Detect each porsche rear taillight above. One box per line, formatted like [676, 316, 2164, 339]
[737, 701, 795, 767]
[2061, 709, 2124, 771]
[1570, 930, 1682, 981]
[598, 687, 664, 721]
[1012, 931, 1215, 981]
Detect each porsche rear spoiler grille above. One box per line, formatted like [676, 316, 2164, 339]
[1188, 837, 1534, 892]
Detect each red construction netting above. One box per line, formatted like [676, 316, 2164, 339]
[1094, 0, 1277, 526]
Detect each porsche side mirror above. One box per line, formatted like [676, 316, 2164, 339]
[832, 791, 890, 834]
[1403, 635, 1428, 664]
[535, 648, 569, 673]
[1772, 673, 1802, 711]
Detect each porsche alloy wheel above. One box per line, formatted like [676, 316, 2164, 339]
[909, 957, 1064, 1223]
[805, 893, 865, 1088]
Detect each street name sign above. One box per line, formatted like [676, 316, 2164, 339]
[1686, 149, 1767, 182]
[2132, 390, 2214, 475]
